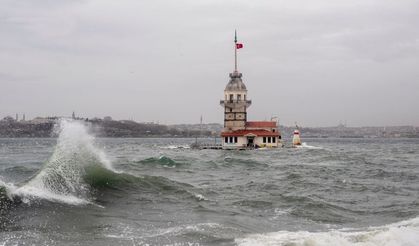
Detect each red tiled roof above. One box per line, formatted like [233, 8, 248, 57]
[245, 121, 276, 128]
[221, 129, 279, 137]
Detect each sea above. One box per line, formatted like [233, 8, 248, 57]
[1, 120, 419, 246]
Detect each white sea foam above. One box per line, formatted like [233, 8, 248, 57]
[236, 217, 419, 246]
[12, 185, 90, 205]
[0, 179, 16, 200]
[193, 193, 208, 201]
[6, 119, 115, 205]
[161, 145, 191, 149]
[104, 222, 223, 241]
[296, 142, 323, 149]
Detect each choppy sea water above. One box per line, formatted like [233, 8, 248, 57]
[1, 121, 419, 246]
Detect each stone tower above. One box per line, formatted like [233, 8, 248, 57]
[220, 71, 251, 130]
[220, 31, 251, 131]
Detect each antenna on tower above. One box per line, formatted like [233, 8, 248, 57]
[234, 30, 238, 71]
[233, 30, 244, 72]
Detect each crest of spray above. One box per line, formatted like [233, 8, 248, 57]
[13, 119, 114, 204]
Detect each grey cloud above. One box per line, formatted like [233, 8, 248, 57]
[0, 0, 418, 126]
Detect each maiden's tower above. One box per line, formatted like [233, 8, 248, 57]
[220, 32, 282, 149]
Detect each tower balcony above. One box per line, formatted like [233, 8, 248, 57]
[220, 100, 252, 108]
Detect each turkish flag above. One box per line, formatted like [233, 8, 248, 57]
[236, 43, 243, 49]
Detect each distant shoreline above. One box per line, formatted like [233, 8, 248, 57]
[1, 117, 418, 138]
[1, 136, 419, 139]
[0, 118, 216, 138]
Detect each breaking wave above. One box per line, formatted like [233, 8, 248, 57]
[0, 120, 203, 207]
[0, 119, 116, 205]
[236, 216, 419, 246]
[296, 142, 323, 149]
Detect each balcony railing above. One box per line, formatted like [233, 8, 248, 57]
[220, 100, 252, 107]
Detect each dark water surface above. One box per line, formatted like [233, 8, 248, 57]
[1, 122, 419, 245]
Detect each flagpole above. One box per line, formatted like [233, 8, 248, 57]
[234, 30, 237, 72]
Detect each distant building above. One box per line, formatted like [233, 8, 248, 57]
[220, 32, 281, 149]
[2, 116, 16, 123]
[103, 116, 113, 121]
[31, 117, 57, 124]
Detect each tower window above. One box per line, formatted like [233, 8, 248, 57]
[268, 137, 271, 143]
[234, 137, 238, 143]
[273, 129, 275, 132]
[273, 137, 276, 143]
[244, 95, 246, 101]
[225, 137, 228, 143]
[263, 137, 266, 143]
[237, 94, 241, 101]
[229, 94, 234, 102]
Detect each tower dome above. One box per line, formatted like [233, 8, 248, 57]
[225, 71, 247, 91]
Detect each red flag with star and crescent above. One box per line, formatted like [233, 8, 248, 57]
[236, 43, 243, 49]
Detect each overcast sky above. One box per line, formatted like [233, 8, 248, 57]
[1, 0, 418, 126]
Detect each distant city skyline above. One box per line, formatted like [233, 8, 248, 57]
[2, 113, 417, 128]
[1, 0, 418, 127]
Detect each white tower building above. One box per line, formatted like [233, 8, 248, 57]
[219, 31, 281, 149]
[220, 31, 251, 131]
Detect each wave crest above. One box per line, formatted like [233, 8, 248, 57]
[4, 120, 115, 205]
[138, 156, 178, 167]
[236, 216, 419, 246]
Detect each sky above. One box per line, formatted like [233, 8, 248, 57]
[1, 0, 418, 127]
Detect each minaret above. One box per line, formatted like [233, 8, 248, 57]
[220, 31, 251, 131]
